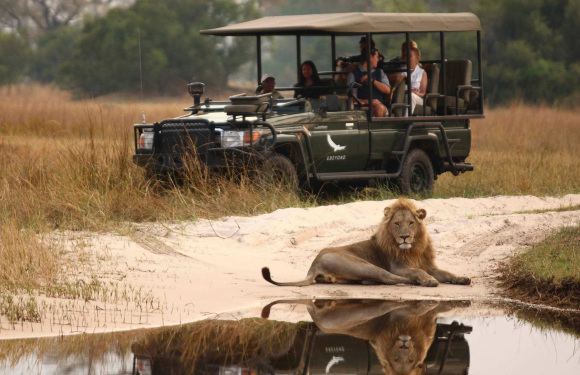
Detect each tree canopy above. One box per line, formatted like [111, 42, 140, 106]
[61, 0, 260, 96]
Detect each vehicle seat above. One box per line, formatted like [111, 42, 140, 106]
[438, 60, 472, 115]
[414, 64, 440, 116]
[320, 78, 336, 95]
[389, 79, 407, 117]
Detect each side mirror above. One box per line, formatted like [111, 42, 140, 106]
[187, 82, 205, 105]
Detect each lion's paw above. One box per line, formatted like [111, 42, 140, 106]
[421, 279, 439, 287]
[454, 277, 471, 285]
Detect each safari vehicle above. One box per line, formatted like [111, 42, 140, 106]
[132, 13, 484, 194]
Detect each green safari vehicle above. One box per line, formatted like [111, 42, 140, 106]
[132, 12, 484, 194]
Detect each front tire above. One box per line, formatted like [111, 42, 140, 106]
[259, 154, 299, 192]
[398, 149, 434, 195]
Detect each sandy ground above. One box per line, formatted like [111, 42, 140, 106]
[1, 194, 579, 339]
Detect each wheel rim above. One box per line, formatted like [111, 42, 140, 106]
[410, 163, 428, 192]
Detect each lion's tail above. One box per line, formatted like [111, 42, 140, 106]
[261, 267, 314, 287]
[261, 299, 314, 318]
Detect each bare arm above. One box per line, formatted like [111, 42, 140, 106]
[373, 79, 391, 95]
[412, 71, 428, 98]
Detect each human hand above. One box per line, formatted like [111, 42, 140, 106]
[360, 74, 368, 83]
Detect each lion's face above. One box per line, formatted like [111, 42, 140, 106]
[385, 208, 426, 251]
[383, 335, 426, 375]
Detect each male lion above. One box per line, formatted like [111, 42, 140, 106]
[262, 197, 470, 287]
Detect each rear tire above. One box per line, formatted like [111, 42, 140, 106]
[398, 149, 434, 195]
[259, 154, 299, 192]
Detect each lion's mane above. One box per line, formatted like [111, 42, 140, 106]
[372, 198, 436, 270]
[371, 312, 436, 375]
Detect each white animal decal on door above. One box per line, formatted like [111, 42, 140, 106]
[327, 134, 346, 152]
[325, 356, 345, 374]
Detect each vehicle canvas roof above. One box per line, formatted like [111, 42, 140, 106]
[200, 12, 481, 36]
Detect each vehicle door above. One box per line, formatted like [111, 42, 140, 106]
[309, 332, 369, 375]
[308, 108, 369, 174]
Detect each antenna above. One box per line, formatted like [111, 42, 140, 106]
[138, 27, 146, 124]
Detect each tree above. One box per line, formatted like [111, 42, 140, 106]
[32, 25, 81, 83]
[0, 32, 32, 85]
[0, 0, 126, 34]
[61, 0, 260, 96]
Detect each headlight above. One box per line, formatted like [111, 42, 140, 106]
[139, 131, 154, 150]
[221, 130, 263, 148]
[136, 358, 152, 375]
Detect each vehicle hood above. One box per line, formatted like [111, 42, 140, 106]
[177, 111, 312, 128]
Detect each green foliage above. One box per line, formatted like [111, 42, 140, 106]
[31, 26, 81, 83]
[499, 223, 580, 308]
[0, 32, 32, 85]
[477, 0, 579, 104]
[61, 0, 260, 96]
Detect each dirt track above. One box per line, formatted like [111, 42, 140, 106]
[3, 195, 579, 339]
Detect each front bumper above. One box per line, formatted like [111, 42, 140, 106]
[133, 147, 269, 173]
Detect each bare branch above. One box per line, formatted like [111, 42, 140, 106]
[0, 0, 127, 34]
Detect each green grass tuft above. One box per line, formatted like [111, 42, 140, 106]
[499, 224, 580, 308]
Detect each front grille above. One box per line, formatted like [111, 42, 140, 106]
[160, 122, 213, 154]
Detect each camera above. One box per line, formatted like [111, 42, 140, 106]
[336, 55, 362, 68]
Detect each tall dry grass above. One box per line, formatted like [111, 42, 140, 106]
[0, 85, 306, 231]
[435, 103, 580, 196]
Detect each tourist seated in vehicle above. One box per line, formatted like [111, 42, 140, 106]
[385, 40, 419, 84]
[293, 60, 328, 99]
[258, 74, 284, 99]
[346, 48, 391, 117]
[399, 44, 427, 115]
[336, 36, 385, 72]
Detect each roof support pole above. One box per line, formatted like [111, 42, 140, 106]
[405, 32, 412, 117]
[256, 35, 262, 86]
[440, 32, 446, 111]
[331, 35, 336, 71]
[296, 35, 302, 83]
[477, 30, 484, 113]
[366, 32, 373, 120]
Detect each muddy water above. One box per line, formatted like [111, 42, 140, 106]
[0, 300, 578, 375]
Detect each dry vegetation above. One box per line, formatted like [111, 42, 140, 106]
[0, 84, 579, 325]
[498, 224, 580, 309]
[436, 103, 580, 196]
[0, 317, 298, 372]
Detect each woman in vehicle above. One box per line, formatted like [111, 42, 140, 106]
[293, 60, 327, 99]
[399, 43, 427, 115]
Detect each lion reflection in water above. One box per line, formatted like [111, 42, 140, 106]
[262, 299, 462, 375]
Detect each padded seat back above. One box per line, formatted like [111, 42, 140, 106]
[438, 60, 472, 114]
[319, 78, 335, 95]
[424, 64, 440, 113]
[389, 79, 407, 117]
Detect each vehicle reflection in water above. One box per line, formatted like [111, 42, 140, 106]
[2, 299, 578, 374]
[132, 300, 472, 375]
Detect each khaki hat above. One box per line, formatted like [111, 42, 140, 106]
[261, 74, 275, 83]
